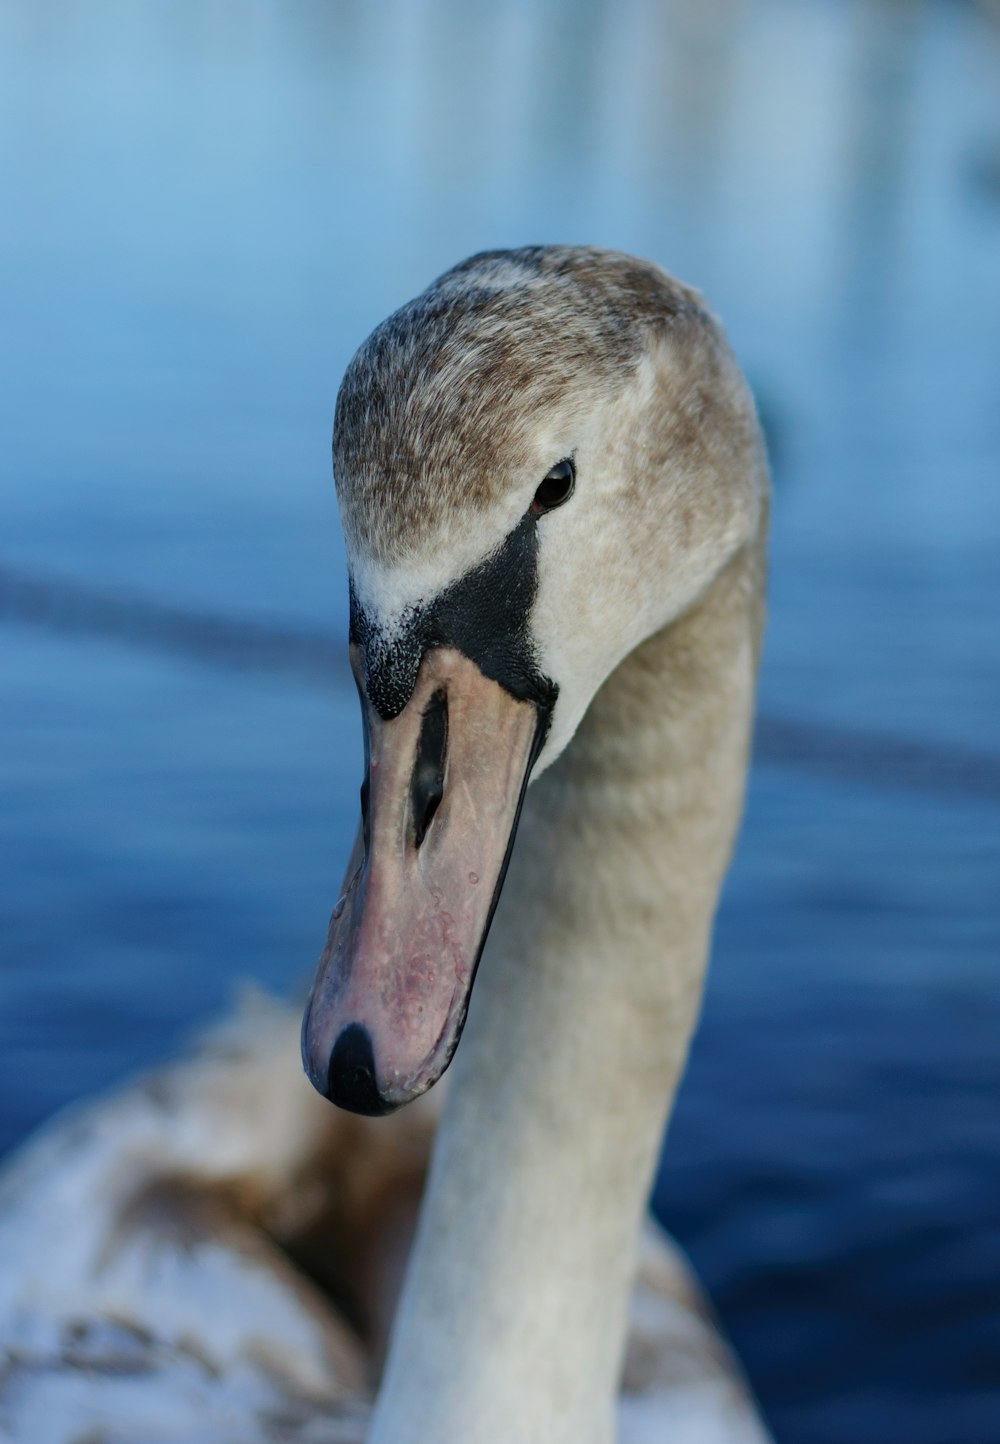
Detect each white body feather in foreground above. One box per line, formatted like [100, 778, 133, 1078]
[0, 1000, 767, 1444]
[0, 248, 773, 1443]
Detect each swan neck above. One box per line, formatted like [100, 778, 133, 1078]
[368, 539, 764, 1444]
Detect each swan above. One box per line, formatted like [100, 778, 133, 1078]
[0, 245, 772, 1444]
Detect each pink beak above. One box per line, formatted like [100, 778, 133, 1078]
[302, 645, 543, 1114]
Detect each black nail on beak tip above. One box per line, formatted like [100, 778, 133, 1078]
[326, 1023, 397, 1116]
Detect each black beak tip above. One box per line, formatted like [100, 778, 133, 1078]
[325, 1023, 399, 1117]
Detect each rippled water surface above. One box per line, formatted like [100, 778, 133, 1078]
[2, 4, 999, 1442]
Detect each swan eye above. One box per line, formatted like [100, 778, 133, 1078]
[532, 458, 575, 514]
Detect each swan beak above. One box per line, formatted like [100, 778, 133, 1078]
[302, 645, 543, 1115]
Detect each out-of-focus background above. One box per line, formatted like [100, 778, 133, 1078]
[1, 2, 998, 1440]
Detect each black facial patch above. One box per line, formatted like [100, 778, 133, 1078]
[349, 508, 557, 721]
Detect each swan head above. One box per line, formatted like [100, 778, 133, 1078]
[302, 246, 765, 1115]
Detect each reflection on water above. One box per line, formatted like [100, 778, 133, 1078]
[1, 3, 998, 1442]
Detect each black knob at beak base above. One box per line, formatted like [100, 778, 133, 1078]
[326, 1023, 397, 1116]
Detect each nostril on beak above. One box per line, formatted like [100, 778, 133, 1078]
[410, 689, 448, 848]
[326, 1023, 396, 1116]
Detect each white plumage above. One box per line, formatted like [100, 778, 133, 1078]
[0, 248, 773, 1443]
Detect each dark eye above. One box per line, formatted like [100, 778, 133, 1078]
[532, 458, 576, 514]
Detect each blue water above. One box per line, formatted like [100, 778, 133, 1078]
[2, 3, 999, 1441]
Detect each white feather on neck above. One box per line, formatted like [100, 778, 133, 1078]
[368, 530, 765, 1444]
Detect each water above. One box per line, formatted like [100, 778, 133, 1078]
[2, 3, 999, 1441]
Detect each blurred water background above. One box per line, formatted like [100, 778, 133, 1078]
[1, 2, 998, 1440]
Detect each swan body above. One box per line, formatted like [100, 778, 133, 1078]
[0, 247, 772, 1443]
[0, 1000, 767, 1444]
